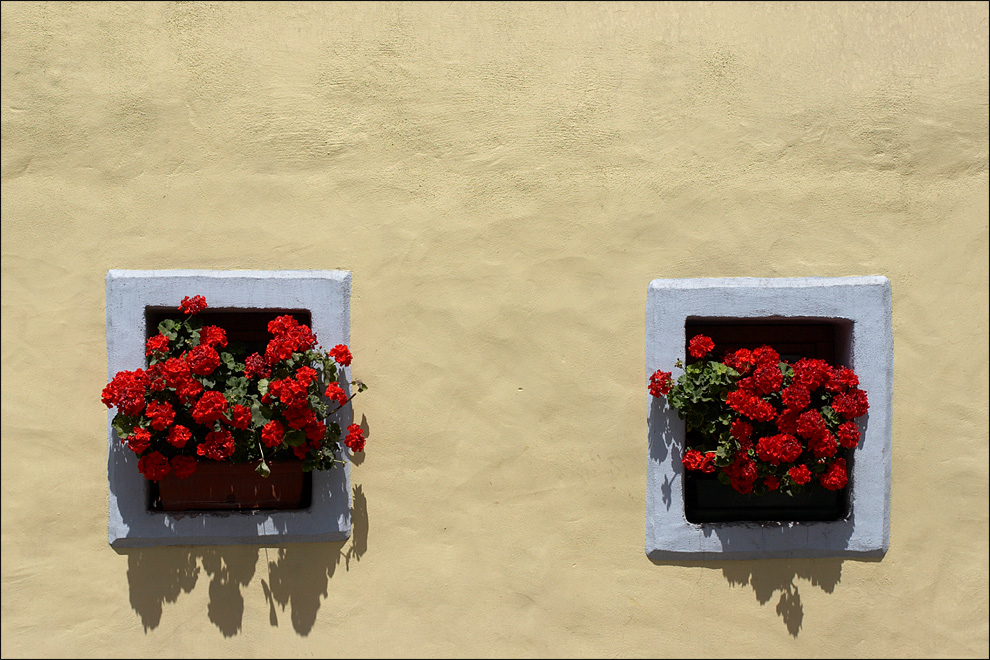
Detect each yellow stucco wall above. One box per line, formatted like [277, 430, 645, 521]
[2, 1, 987, 657]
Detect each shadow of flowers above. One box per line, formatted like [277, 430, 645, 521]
[650, 556, 853, 637]
[261, 485, 368, 635]
[122, 484, 369, 637]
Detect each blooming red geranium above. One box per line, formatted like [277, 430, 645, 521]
[649, 370, 673, 398]
[688, 334, 715, 359]
[344, 423, 366, 453]
[103, 295, 369, 483]
[652, 333, 868, 497]
[178, 295, 207, 315]
[329, 344, 353, 367]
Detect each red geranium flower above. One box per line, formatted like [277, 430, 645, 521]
[724, 454, 758, 494]
[146, 400, 175, 431]
[178, 295, 207, 315]
[808, 431, 838, 459]
[344, 423, 366, 452]
[751, 345, 780, 368]
[138, 451, 170, 481]
[796, 410, 827, 440]
[726, 389, 777, 422]
[792, 357, 832, 390]
[167, 424, 192, 448]
[128, 427, 152, 454]
[199, 325, 228, 349]
[283, 404, 317, 430]
[832, 388, 869, 420]
[269, 378, 308, 408]
[781, 384, 811, 411]
[261, 420, 285, 448]
[648, 370, 673, 397]
[186, 344, 221, 376]
[730, 418, 754, 450]
[836, 421, 861, 449]
[101, 369, 149, 416]
[146, 334, 170, 356]
[175, 377, 204, 405]
[243, 352, 271, 379]
[325, 382, 348, 406]
[191, 390, 228, 425]
[329, 344, 353, 367]
[681, 449, 707, 471]
[197, 429, 235, 461]
[756, 433, 803, 466]
[162, 357, 191, 388]
[820, 458, 848, 491]
[788, 464, 812, 486]
[226, 404, 252, 430]
[826, 366, 859, 393]
[688, 334, 715, 359]
[724, 348, 755, 375]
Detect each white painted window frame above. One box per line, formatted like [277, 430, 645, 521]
[105, 270, 353, 548]
[645, 276, 892, 560]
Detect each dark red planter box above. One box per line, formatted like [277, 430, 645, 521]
[154, 460, 311, 512]
[684, 471, 847, 523]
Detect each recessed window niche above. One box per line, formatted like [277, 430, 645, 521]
[645, 277, 892, 560]
[105, 270, 353, 548]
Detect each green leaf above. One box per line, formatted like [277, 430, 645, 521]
[221, 352, 237, 370]
[821, 405, 840, 428]
[714, 442, 736, 466]
[257, 379, 269, 396]
[250, 401, 270, 427]
[158, 319, 179, 340]
[113, 416, 133, 438]
[284, 429, 307, 447]
[224, 375, 249, 401]
[256, 460, 271, 478]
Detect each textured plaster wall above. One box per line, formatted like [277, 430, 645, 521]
[1, 1, 987, 657]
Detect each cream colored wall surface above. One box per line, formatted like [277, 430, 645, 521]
[2, 1, 987, 657]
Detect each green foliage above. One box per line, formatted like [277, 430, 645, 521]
[667, 360, 739, 447]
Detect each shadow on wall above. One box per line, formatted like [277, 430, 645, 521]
[122, 485, 369, 637]
[647, 556, 881, 637]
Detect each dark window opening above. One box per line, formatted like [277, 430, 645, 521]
[146, 307, 312, 357]
[682, 317, 853, 524]
[143, 307, 315, 513]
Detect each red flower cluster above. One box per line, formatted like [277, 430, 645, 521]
[648, 370, 673, 398]
[103, 296, 367, 483]
[650, 333, 868, 496]
[688, 335, 715, 359]
[682, 449, 716, 473]
[344, 423, 366, 452]
[329, 344, 353, 367]
[178, 295, 207, 315]
[243, 352, 270, 379]
[102, 369, 150, 416]
[265, 315, 316, 363]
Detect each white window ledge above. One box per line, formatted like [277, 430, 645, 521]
[105, 269, 353, 548]
[645, 276, 892, 560]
